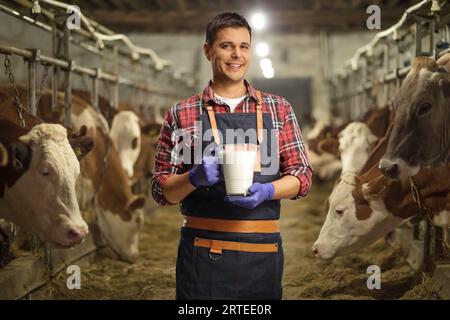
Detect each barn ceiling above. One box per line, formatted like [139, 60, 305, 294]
[3, 0, 422, 33]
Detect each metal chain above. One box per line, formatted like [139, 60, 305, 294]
[3, 54, 26, 127]
[409, 177, 423, 209]
[35, 63, 50, 110]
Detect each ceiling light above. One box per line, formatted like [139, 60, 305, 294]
[256, 42, 269, 57]
[250, 13, 266, 31]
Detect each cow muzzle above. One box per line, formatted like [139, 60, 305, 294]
[378, 158, 399, 179]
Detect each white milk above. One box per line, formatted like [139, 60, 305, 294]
[220, 147, 256, 196]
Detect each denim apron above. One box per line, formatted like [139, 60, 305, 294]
[176, 91, 283, 300]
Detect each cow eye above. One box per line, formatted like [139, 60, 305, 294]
[41, 167, 50, 176]
[335, 208, 344, 216]
[131, 137, 138, 149]
[418, 103, 432, 116]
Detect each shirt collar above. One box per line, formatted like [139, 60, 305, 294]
[200, 79, 260, 107]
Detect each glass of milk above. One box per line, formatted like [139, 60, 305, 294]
[219, 144, 257, 196]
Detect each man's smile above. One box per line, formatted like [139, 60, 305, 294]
[226, 63, 244, 71]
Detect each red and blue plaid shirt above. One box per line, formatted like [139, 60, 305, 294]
[151, 80, 313, 205]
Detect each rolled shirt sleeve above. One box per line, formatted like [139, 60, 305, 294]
[278, 98, 313, 199]
[151, 106, 186, 206]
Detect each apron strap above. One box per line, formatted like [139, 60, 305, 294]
[206, 105, 222, 146]
[202, 90, 264, 146]
[255, 90, 263, 146]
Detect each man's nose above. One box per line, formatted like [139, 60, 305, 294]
[231, 48, 242, 58]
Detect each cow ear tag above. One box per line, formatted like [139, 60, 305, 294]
[74, 146, 82, 158]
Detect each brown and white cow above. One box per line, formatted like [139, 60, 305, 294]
[0, 96, 92, 248]
[337, 122, 378, 173]
[109, 111, 142, 179]
[380, 56, 450, 178]
[131, 123, 161, 186]
[64, 93, 146, 262]
[317, 105, 392, 157]
[73, 91, 143, 180]
[313, 126, 450, 260]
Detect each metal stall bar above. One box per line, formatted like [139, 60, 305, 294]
[3, 1, 175, 78]
[26, 49, 38, 115]
[0, 44, 180, 98]
[3, 1, 192, 99]
[330, 0, 432, 107]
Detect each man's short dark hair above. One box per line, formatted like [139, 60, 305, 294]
[205, 12, 252, 45]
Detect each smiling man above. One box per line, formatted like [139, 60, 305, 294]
[152, 12, 312, 300]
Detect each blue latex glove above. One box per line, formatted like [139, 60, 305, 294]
[224, 182, 275, 209]
[189, 155, 221, 187]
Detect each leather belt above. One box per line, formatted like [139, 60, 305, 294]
[183, 215, 279, 233]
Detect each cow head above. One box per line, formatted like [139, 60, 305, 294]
[68, 125, 94, 161]
[312, 172, 403, 260]
[94, 193, 145, 263]
[338, 122, 378, 173]
[1, 124, 89, 247]
[110, 111, 142, 179]
[380, 56, 450, 179]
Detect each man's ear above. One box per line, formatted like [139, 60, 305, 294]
[203, 43, 211, 61]
[439, 78, 450, 97]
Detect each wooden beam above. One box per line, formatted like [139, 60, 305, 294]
[87, 9, 407, 33]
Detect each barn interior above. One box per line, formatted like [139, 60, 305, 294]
[0, 0, 449, 300]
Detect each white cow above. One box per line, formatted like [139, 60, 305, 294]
[338, 122, 378, 173]
[0, 124, 89, 248]
[312, 123, 383, 259]
[110, 111, 141, 179]
[312, 171, 404, 260]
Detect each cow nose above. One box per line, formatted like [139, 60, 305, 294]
[66, 226, 88, 245]
[379, 159, 398, 179]
[312, 245, 319, 257]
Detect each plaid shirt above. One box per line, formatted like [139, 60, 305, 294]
[151, 80, 313, 205]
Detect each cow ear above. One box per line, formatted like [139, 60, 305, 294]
[78, 125, 87, 137]
[439, 78, 450, 97]
[127, 195, 146, 211]
[70, 136, 94, 161]
[7, 141, 31, 172]
[131, 137, 138, 149]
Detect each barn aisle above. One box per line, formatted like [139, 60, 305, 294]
[33, 183, 438, 300]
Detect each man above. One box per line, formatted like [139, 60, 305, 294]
[151, 12, 312, 300]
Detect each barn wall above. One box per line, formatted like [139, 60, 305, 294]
[129, 31, 377, 123]
[0, 11, 375, 123]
